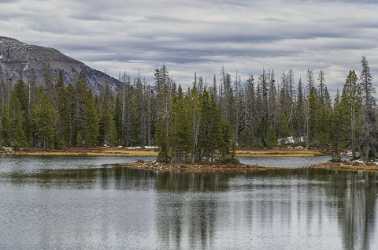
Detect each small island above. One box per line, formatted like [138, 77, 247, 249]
[122, 159, 378, 174]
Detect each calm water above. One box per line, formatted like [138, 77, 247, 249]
[239, 155, 331, 167]
[0, 156, 377, 250]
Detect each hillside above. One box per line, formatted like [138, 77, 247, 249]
[0, 36, 121, 92]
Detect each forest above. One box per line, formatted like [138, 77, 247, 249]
[0, 57, 376, 163]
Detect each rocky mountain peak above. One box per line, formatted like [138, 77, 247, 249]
[0, 36, 121, 93]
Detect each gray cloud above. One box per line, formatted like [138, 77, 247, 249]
[0, 0, 377, 91]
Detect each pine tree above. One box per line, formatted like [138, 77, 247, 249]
[55, 71, 71, 147]
[190, 84, 201, 163]
[267, 71, 278, 145]
[98, 85, 116, 145]
[305, 70, 319, 146]
[155, 66, 173, 162]
[359, 57, 376, 161]
[294, 78, 305, 139]
[31, 88, 57, 148]
[8, 90, 27, 148]
[339, 70, 362, 158]
[13, 80, 31, 142]
[73, 78, 99, 146]
[242, 75, 257, 146]
[171, 86, 192, 162]
[65, 83, 76, 146]
[278, 72, 292, 138]
[316, 71, 332, 146]
[83, 88, 99, 146]
[1, 104, 11, 146]
[255, 70, 271, 147]
[114, 93, 123, 145]
[197, 89, 233, 162]
[331, 89, 343, 161]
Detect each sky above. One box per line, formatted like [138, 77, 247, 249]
[1, 0, 378, 92]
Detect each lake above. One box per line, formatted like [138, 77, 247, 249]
[0, 156, 376, 250]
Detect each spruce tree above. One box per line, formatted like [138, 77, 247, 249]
[98, 85, 116, 146]
[73, 79, 99, 146]
[8, 91, 27, 148]
[155, 66, 173, 162]
[331, 90, 342, 161]
[55, 71, 71, 147]
[339, 70, 361, 158]
[31, 89, 57, 148]
[294, 78, 305, 139]
[316, 72, 332, 146]
[1, 105, 11, 146]
[171, 86, 192, 162]
[13, 80, 31, 142]
[359, 57, 376, 161]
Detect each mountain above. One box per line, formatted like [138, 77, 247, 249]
[0, 36, 122, 93]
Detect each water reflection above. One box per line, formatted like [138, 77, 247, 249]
[2, 167, 233, 192]
[334, 174, 377, 250]
[156, 190, 219, 249]
[1, 166, 378, 250]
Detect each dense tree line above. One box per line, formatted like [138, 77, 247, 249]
[0, 57, 377, 162]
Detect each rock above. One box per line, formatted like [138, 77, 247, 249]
[0, 146, 14, 153]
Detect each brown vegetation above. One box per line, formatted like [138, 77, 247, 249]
[309, 161, 378, 172]
[2, 147, 324, 158]
[236, 148, 325, 157]
[124, 160, 277, 173]
[6, 147, 158, 157]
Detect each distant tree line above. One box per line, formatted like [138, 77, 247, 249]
[0, 57, 376, 162]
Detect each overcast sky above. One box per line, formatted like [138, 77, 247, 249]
[1, 0, 378, 92]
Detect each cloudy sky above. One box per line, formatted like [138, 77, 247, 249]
[1, 0, 378, 92]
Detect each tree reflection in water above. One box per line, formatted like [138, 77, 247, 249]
[336, 173, 376, 250]
[3, 167, 378, 250]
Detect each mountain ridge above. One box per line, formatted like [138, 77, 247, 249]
[0, 36, 121, 92]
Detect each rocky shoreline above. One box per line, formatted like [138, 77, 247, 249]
[122, 160, 378, 173]
[123, 160, 278, 173]
[309, 161, 378, 172]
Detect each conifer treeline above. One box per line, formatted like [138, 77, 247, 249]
[0, 57, 376, 162]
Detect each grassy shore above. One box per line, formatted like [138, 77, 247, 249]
[236, 149, 325, 157]
[5, 147, 158, 157]
[1, 147, 325, 158]
[3, 147, 377, 173]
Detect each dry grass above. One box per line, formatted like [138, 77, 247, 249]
[126, 160, 378, 174]
[236, 149, 324, 157]
[310, 162, 378, 172]
[10, 147, 158, 157]
[124, 161, 277, 173]
[5, 147, 324, 158]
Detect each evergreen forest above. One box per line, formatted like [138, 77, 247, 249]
[0, 57, 376, 163]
